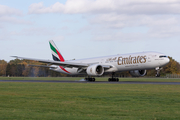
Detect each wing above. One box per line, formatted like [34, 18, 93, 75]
[11, 56, 112, 69]
[11, 56, 88, 68]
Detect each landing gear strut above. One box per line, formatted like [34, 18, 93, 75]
[85, 77, 95, 82]
[155, 67, 162, 77]
[108, 72, 119, 82]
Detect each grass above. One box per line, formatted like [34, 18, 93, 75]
[0, 79, 180, 119]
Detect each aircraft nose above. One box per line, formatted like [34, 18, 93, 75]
[159, 57, 170, 66]
[166, 57, 170, 64]
[163, 57, 170, 65]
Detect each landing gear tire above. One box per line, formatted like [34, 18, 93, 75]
[156, 73, 160, 77]
[108, 78, 119, 82]
[85, 77, 95, 82]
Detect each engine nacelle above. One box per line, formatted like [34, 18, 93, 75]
[86, 64, 104, 76]
[129, 70, 147, 77]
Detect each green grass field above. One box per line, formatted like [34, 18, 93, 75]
[0, 77, 180, 119]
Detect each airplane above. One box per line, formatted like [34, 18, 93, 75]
[12, 40, 170, 82]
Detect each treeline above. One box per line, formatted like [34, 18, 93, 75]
[0, 57, 180, 77]
[0, 59, 67, 77]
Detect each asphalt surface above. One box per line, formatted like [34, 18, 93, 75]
[0, 80, 180, 85]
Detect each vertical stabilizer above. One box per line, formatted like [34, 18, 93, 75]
[49, 40, 65, 62]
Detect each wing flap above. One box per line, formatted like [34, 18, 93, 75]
[27, 64, 57, 69]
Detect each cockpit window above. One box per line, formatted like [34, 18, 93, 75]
[159, 55, 167, 58]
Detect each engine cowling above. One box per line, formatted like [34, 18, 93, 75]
[129, 70, 147, 77]
[86, 64, 104, 76]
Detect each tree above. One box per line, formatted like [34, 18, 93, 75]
[0, 60, 7, 76]
[164, 57, 180, 74]
[22, 66, 30, 77]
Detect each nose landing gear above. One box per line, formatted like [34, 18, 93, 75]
[155, 67, 162, 77]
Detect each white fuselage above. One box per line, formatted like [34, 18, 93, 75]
[50, 51, 170, 75]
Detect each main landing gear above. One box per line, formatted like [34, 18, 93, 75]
[155, 67, 162, 77]
[108, 72, 119, 82]
[85, 77, 95, 82]
[85, 73, 119, 82]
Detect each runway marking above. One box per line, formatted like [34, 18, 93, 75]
[0, 80, 180, 85]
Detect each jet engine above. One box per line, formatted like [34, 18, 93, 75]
[129, 70, 147, 77]
[86, 64, 104, 76]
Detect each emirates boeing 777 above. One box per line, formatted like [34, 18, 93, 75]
[12, 40, 170, 81]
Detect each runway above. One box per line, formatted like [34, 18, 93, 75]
[0, 80, 180, 85]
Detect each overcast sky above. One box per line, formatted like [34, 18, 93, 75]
[0, 0, 180, 62]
